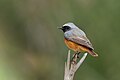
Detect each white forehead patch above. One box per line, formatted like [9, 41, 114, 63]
[63, 22, 78, 29]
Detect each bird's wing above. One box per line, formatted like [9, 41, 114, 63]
[65, 36, 94, 50]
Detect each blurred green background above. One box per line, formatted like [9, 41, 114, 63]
[0, 0, 120, 80]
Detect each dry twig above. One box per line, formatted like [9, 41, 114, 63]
[64, 50, 88, 80]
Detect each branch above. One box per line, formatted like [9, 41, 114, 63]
[64, 50, 88, 80]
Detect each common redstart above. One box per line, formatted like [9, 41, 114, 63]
[59, 22, 98, 57]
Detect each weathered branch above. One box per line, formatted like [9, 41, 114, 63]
[64, 50, 88, 80]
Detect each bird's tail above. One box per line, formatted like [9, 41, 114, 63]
[87, 50, 98, 57]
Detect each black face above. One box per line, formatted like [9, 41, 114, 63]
[61, 26, 71, 32]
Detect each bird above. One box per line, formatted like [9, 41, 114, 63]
[59, 22, 98, 57]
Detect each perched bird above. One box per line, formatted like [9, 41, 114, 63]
[59, 22, 98, 57]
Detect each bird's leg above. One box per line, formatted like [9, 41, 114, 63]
[72, 51, 79, 57]
[71, 51, 80, 64]
[71, 52, 77, 60]
[76, 52, 80, 58]
[71, 53, 78, 64]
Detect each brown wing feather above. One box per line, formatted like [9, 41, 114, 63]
[65, 36, 94, 50]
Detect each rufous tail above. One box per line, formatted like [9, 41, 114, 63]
[87, 50, 98, 57]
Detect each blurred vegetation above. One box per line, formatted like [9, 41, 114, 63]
[0, 0, 120, 80]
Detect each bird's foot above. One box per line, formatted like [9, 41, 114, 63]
[71, 52, 80, 64]
[76, 52, 80, 58]
[71, 54, 77, 64]
[72, 52, 80, 58]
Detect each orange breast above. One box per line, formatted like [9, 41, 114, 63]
[64, 39, 89, 52]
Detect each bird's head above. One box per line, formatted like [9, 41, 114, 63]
[58, 22, 78, 33]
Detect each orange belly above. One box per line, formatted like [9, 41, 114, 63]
[64, 39, 88, 52]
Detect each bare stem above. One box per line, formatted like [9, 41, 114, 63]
[64, 50, 88, 80]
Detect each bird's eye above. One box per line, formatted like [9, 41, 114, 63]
[61, 26, 71, 32]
